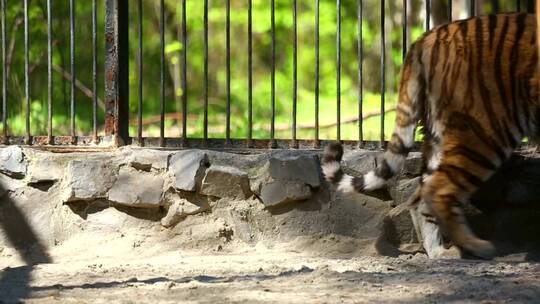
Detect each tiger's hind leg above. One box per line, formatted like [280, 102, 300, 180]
[408, 178, 461, 259]
[421, 127, 513, 259]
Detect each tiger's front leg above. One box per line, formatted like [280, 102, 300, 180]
[408, 187, 461, 259]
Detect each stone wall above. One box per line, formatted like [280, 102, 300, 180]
[0, 146, 539, 258]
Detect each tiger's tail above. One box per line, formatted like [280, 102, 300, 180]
[322, 45, 424, 193]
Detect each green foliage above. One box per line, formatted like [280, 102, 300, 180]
[2, 1, 471, 141]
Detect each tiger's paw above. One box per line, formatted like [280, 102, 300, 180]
[431, 245, 462, 259]
[461, 238, 496, 260]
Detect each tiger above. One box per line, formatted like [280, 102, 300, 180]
[322, 12, 540, 259]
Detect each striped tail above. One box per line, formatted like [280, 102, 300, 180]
[322, 45, 424, 193]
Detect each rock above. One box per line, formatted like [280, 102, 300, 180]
[253, 154, 321, 206]
[27, 157, 64, 183]
[260, 180, 311, 207]
[161, 197, 205, 228]
[0, 146, 27, 178]
[108, 167, 164, 207]
[63, 160, 117, 202]
[128, 149, 171, 171]
[342, 151, 378, 175]
[267, 154, 321, 187]
[402, 152, 423, 176]
[389, 177, 421, 206]
[384, 203, 417, 246]
[200, 165, 252, 199]
[169, 150, 209, 192]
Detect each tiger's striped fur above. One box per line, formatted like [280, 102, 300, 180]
[323, 13, 539, 259]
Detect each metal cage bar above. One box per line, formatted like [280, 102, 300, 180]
[336, 0, 341, 142]
[314, 0, 320, 148]
[70, 0, 76, 143]
[204, 0, 209, 143]
[292, 0, 298, 148]
[1, 0, 6, 143]
[24, 0, 30, 143]
[48, 0, 53, 144]
[380, 0, 386, 147]
[358, 0, 363, 147]
[137, 0, 143, 145]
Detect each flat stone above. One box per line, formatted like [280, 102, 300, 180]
[402, 152, 423, 176]
[260, 180, 311, 207]
[169, 150, 209, 192]
[390, 177, 421, 206]
[342, 151, 378, 175]
[63, 160, 117, 202]
[27, 157, 65, 183]
[383, 203, 417, 245]
[108, 167, 164, 207]
[0, 146, 27, 178]
[200, 165, 252, 199]
[129, 149, 171, 171]
[267, 154, 321, 187]
[161, 197, 205, 228]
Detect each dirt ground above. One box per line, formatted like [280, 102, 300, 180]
[1, 238, 540, 304]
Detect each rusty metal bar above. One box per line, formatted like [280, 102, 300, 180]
[104, 0, 129, 145]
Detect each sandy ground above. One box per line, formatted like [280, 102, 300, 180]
[1, 241, 540, 304]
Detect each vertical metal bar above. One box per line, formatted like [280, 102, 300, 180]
[248, 0, 253, 147]
[1, 0, 6, 143]
[226, 0, 231, 144]
[70, 0, 75, 143]
[380, 0, 385, 147]
[270, 0, 276, 148]
[491, 0, 499, 14]
[425, 0, 430, 31]
[470, 0, 476, 17]
[48, 0, 53, 144]
[527, 0, 535, 13]
[159, 0, 165, 146]
[105, 0, 129, 144]
[517, 0, 521, 12]
[448, 0, 452, 21]
[336, 0, 341, 142]
[315, 0, 320, 148]
[137, 0, 143, 145]
[182, 0, 187, 146]
[402, 0, 407, 62]
[204, 0, 209, 143]
[24, 0, 30, 144]
[93, 0, 98, 142]
[292, 0, 297, 148]
[358, 0, 363, 146]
